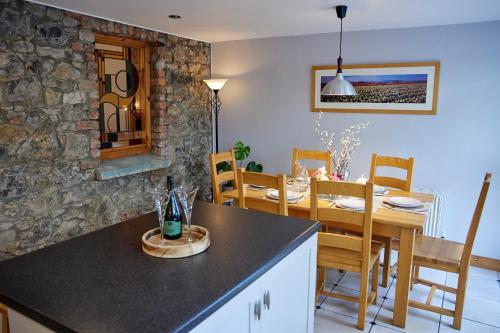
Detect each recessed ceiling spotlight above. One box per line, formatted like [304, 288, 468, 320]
[168, 14, 181, 19]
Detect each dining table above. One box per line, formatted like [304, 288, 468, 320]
[222, 185, 435, 328]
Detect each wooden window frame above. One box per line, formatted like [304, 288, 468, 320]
[95, 33, 152, 160]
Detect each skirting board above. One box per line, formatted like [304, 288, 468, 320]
[471, 255, 500, 272]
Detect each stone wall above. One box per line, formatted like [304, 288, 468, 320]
[0, 0, 212, 260]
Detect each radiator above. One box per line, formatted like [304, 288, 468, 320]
[416, 189, 444, 237]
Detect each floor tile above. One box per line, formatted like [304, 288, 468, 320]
[337, 271, 363, 290]
[413, 267, 447, 284]
[370, 324, 405, 333]
[314, 308, 370, 333]
[326, 268, 345, 285]
[440, 315, 500, 332]
[336, 271, 391, 295]
[446, 272, 500, 302]
[316, 283, 335, 308]
[314, 263, 500, 333]
[381, 250, 400, 266]
[318, 286, 381, 322]
[386, 280, 444, 307]
[443, 294, 500, 328]
[375, 298, 441, 333]
[386, 267, 445, 307]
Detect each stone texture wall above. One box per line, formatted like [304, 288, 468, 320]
[0, 0, 212, 260]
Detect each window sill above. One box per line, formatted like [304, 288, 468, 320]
[96, 154, 169, 180]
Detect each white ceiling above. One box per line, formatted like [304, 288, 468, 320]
[31, 0, 500, 42]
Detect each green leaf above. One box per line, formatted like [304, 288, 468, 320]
[233, 140, 250, 162]
[216, 161, 231, 174]
[246, 161, 263, 173]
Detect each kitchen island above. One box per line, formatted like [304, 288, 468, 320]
[0, 201, 319, 333]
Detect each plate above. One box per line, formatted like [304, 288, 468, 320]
[267, 190, 300, 200]
[388, 196, 423, 208]
[336, 198, 365, 211]
[249, 184, 267, 189]
[374, 185, 387, 193]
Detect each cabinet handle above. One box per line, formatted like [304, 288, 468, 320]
[263, 290, 271, 310]
[254, 300, 261, 320]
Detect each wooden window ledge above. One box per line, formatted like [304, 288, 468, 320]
[96, 154, 169, 180]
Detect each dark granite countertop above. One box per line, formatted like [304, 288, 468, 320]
[0, 201, 319, 333]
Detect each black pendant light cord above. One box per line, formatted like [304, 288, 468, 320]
[339, 18, 343, 59]
[337, 14, 344, 73]
[334, 5, 348, 74]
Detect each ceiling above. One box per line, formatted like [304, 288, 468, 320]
[31, 0, 500, 42]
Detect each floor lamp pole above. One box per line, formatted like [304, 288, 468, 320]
[212, 89, 221, 153]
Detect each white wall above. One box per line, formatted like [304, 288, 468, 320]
[212, 21, 500, 259]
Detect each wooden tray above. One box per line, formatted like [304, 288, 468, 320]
[142, 225, 210, 258]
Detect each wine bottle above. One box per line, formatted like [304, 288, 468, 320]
[164, 176, 182, 240]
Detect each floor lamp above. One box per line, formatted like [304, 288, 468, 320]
[203, 79, 228, 153]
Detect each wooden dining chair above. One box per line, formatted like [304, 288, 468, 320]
[208, 150, 238, 205]
[0, 303, 9, 333]
[311, 178, 381, 330]
[236, 169, 288, 216]
[369, 153, 414, 192]
[292, 147, 332, 177]
[409, 173, 492, 330]
[369, 153, 415, 287]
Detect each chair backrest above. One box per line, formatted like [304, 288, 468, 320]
[237, 169, 288, 216]
[310, 178, 374, 268]
[460, 173, 492, 268]
[369, 153, 414, 192]
[209, 150, 238, 204]
[292, 147, 332, 177]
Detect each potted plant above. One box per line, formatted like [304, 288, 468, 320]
[216, 141, 263, 189]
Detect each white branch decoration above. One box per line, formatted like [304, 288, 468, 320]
[314, 111, 369, 179]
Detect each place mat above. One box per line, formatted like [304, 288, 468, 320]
[330, 197, 383, 213]
[265, 193, 304, 204]
[380, 198, 431, 215]
[243, 185, 304, 204]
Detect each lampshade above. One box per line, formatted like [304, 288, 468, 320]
[203, 79, 228, 91]
[321, 5, 356, 96]
[321, 72, 356, 96]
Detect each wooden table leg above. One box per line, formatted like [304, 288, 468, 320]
[393, 227, 415, 328]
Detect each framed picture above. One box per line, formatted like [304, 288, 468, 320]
[311, 62, 440, 115]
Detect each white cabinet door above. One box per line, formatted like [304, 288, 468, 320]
[190, 280, 260, 333]
[259, 234, 317, 333]
[191, 233, 317, 333]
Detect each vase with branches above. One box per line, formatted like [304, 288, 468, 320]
[314, 111, 369, 180]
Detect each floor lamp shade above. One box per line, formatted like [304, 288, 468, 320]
[203, 79, 227, 91]
[204, 79, 228, 153]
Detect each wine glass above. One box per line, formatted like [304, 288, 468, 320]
[293, 161, 309, 192]
[152, 183, 170, 242]
[175, 186, 199, 242]
[154, 198, 167, 242]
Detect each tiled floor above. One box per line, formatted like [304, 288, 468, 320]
[314, 253, 500, 333]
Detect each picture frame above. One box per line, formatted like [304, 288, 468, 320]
[311, 61, 440, 115]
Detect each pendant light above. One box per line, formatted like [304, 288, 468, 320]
[321, 5, 356, 96]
